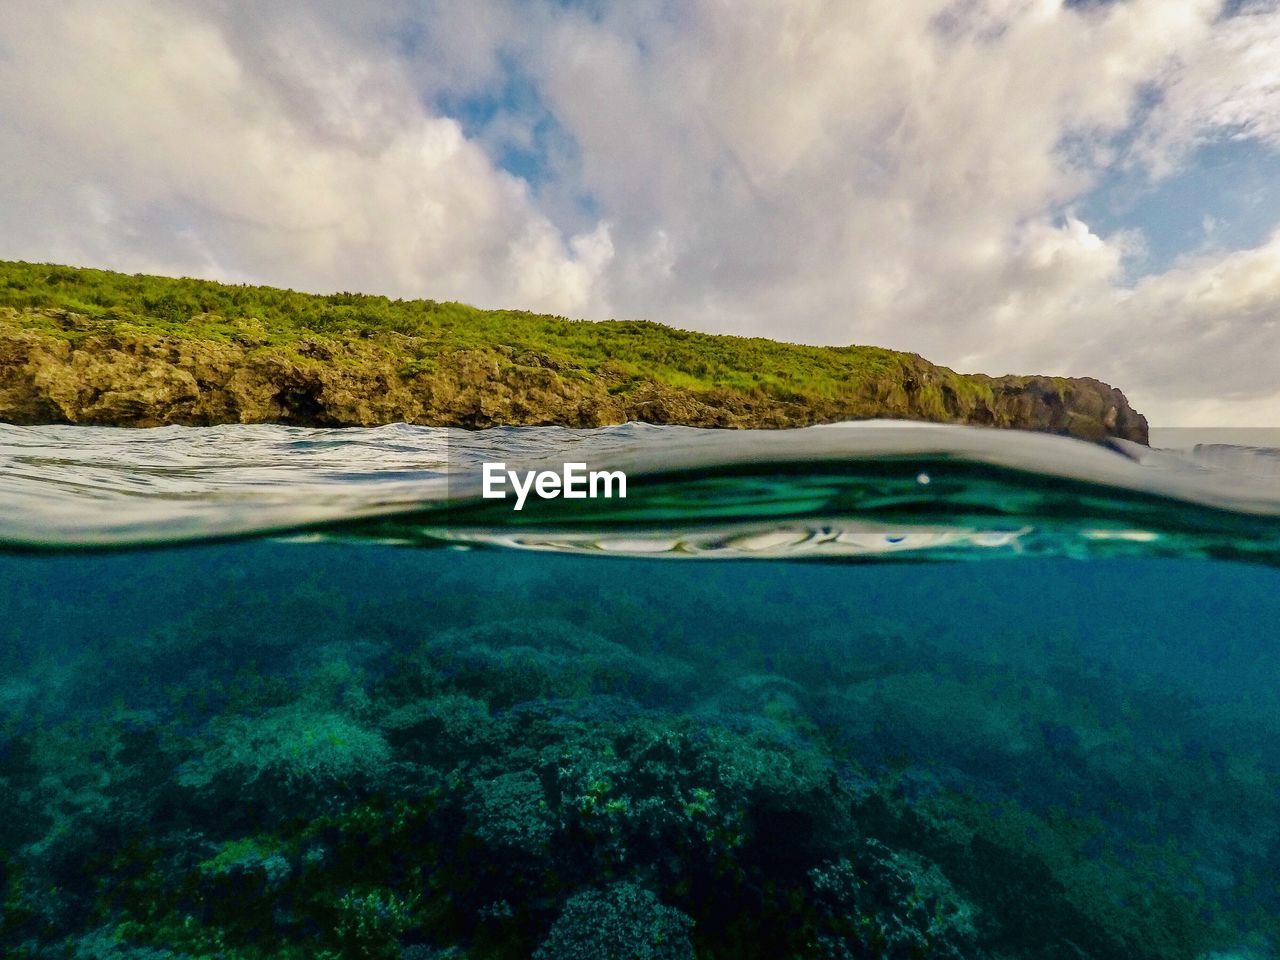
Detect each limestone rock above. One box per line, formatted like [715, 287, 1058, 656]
[0, 316, 1149, 443]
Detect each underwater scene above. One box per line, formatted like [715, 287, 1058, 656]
[3, 422, 1280, 960]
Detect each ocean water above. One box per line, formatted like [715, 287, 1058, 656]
[2, 422, 1279, 960]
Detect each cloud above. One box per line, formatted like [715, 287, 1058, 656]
[0, 0, 1278, 425]
[1135, 0, 1280, 177]
[1111, 229, 1280, 415]
[0, 0, 612, 314]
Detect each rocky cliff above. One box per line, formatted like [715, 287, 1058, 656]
[1, 308, 1148, 442]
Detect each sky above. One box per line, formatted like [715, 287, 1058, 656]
[0, 0, 1278, 426]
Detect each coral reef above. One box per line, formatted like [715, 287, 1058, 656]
[1, 546, 1276, 959]
[533, 884, 694, 960]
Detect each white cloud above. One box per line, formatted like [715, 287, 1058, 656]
[1110, 230, 1280, 417]
[0, 0, 612, 314]
[1135, 0, 1280, 177]
[0, 0, 1278, 425]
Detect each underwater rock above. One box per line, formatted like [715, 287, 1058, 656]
[50, 926, 189, 959]
[331, 888, 421, 960]
[416, 620, 691, 709]
[381, 693, 511, 763]
[533, 883, 695, 960]
[177, 704, 392, 801]
[464, 770, 555, 856]
[805, 840, 980, 960]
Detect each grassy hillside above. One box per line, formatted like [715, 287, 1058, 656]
[0, 260, 1148, 441]
[0, 260, 923, 399]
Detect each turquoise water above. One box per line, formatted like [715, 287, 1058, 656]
[2, 423, 1280, 959]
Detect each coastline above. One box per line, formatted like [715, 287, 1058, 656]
[1, 308, 1147, 443]
[0, 262, 1148, 442]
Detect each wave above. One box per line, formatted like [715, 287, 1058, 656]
[2, 421, 1279, 562]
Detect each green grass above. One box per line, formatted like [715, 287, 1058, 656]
[0, 260, 949, 402]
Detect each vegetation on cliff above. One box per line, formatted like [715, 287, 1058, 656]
[0, 261, 1148, 440]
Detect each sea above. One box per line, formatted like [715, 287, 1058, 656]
[1, 421, 1279, 960]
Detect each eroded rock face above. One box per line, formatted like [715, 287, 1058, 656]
[0, 317, 1149, 443]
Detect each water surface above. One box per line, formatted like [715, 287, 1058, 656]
[1, 422, 1277, 959]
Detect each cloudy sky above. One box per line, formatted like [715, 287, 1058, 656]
[1, 0, 1278, 425]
